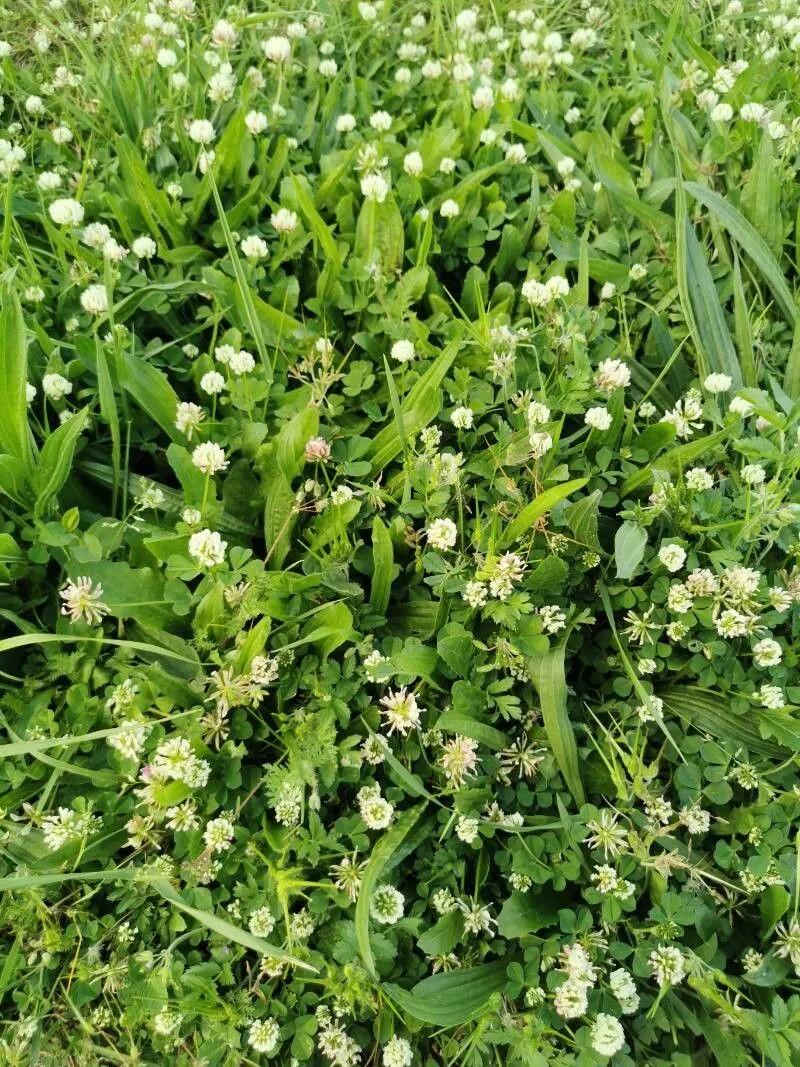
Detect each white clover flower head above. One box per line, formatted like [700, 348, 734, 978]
[553, 976, 589, 1019]
[679, 804, 711, 835]
[649, 944, 686, 987]
[359, 789, 394, 829]
[729, 395, 754, 417]
[336, 112, 356, 132]
[103, 237, 128, 262]
[451, 405, 474, 429]
[742, 463, 766, 486]
[760, 684, 785, 709]
[658, 543, 686, 573]
[685, 466, 714, 491]
[361, 173, 389, 202]
[426, 517, 458, 551]
[380, 687, 424, 735]
[595, 358, 631, 392]
[609, 968, 639, 1014]
[188, 529, 227, 568]
[472, 85, 494, 109]
[591, 1014, 626, 1057]
[271, 207, 298, 234]
[228, 349, 255, 375]
[403, 150, 423, 177]
[711, 102, 734, 122]
[132, 235, 157, 259]
[382, 1035, 413, 1067]
[529, 431, 553, 458]
[38, 170, 62, 191]
[330, 484, 355, 506]
[187, 118, 215, 144]
[175, 401, 205, 438]
[60, 576, 109, 625]
[245, 110, 268, 135]
[42, 372, 72, 400]
[81, 283, 110, 317]
[391, 339, 415, 363]
[585, 406, 612, 431]
[182, 507, 202, 526]
[527, 401, 551, 426]
[703, 372, 732, 393]
[740, 101, 767, 123]
[248, 905, 275, 938]
[305, 436, 331, 462]
[371, 884, 405, 924]
[753, 637, 782, 667]
[239, 234, 267, 260]
[441, 735, 480, 785]
[262, 35, 291, 62]
[521, 279, 549, 307]
[369, 109, 392, 132]
[203, 814, 235, 852]
[48, 197, 84, 226]
[191, 441, 228, 475]
[440, 198, 460, 218]
[200, 371, 225, 395]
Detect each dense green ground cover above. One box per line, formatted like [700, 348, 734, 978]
[2, 0, 800, 1063]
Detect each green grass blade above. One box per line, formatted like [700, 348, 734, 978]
[356, 803, 425, 977]
[685, 181, 795, 326]
[94, 340, 121, 511]
[208, 172, 272, 396]
[741, 132, 784, 258]
[660, 686, 788, 758]
[0, 289, 35, 471]
[33, 408, 89, 518]
[367, 337, 461, 473]
[152, 879, 316, 970]
[383, 962, 507, 1027]
[0, 631, 199, 665]
[526, 643, 585, 806]
[499, 478, 588, 548]
[369, 515, 393, 614]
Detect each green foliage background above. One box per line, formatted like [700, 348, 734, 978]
[2, 0, 800, 1064]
